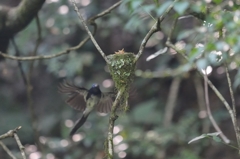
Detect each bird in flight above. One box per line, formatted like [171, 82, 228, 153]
[59, 81, 115, 136]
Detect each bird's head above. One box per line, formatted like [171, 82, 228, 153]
[91, 83, 99, 88]
[89, 83, 101, 95]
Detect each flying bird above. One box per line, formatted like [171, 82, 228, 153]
[58, 81, 115, 136]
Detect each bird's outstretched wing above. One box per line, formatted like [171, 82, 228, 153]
[97, 92, 115, 113]
[58, 81, 88, 111]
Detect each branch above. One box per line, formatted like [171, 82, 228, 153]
[71, 0, 113, 64]
[1, 0, 45, 34]
[225, 65, 236, 117]
[134, 19, 160, 62]
[166, 38, 234, 124]
[135, 64, 193, 78]
[203, 74, 230, 143]
[0, 0, 121, 61]
[11, 38, 27, 84]
[0, 36, 89, 60]
[165, 16, 238, 145]
[25, 15, 43, 152]
[0, 126, 21, 139]
[13, 133, 27, 159]
[159, 0, 178, 22]
[134, 0, 178, 62]
[225, 64, 240, 151]
[163, 77, 181, 127]
[107, 88, 124, 159]
[88, 1, 122, 22]
[0, 141, 17, 159]
[193, 75, 210, 133]
[0, 126, 26, 159]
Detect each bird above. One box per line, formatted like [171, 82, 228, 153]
[58, 81, 115, 136]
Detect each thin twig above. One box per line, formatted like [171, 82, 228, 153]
[0, 126, 26, 158]
[167, 18, 178, 42]
[11, 39, 27, 85]
[159, 0, 179, 22]
[0, 36, 89, 60]
[71, 0, 110, 63]
[134, 0, 177, 62]
[135, 63, 193, 78]
[166, 38, 236, 140]
[194, 76, 206, 112]
[134, 0, 178, 62]
[165, 15, 232, 143]
[25, 15, 42, 152]
[13, 133, 27, 159]
[165, 22, 233, 114]
[166, 26, 233, 117]
[225, 64, 240, 151]
[0, 1, 122, 61]
[134, 19, 160, 63]
[88, 0, 122, 37]
[107, 88, 124, 159]
[193, 76, 210, 133]
[203, 74, 230, 143]
[0, 127, 21, 140]
[225, 64, 236, 117]
[163, 77, 181, 127]
[89, 1, 122, 21]
[0, 141, 17, 159]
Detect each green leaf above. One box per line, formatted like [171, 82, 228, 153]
[130, 0, 144, 9]
[173, 1, 189, 15]
[188, 132, 221, 144]
[196, 58, 208, 70]
[213, 136, 222, 142]
[142, 4, 156, 14]
[157, 1, 173, 16]
[213, 0, 222, 4]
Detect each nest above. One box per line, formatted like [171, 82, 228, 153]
[107, 49, 136, 110]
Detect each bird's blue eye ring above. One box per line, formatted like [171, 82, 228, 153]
[92, 83, 99, 87]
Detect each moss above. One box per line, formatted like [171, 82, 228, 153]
[107, 52, 136, 110]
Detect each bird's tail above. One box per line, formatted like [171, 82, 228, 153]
[70, 114, 89, 136]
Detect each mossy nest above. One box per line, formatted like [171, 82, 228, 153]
[107, 51, 136, 110]
[107, 52, 136, 90]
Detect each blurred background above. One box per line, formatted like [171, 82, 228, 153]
[0, 0, 240, 158]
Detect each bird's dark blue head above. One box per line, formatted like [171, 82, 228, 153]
[89, 83, 101, 96]
[91, 84, 99, 88]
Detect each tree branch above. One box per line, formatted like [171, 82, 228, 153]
[203, 74, 230, 143]
[134, 0, 178, 62]
[165, 16, 240, 147]
[193, 75, 210, 133]
[163, 77, 181, 127]
[71, 0, 117, 64]
[134, 19, 160, 63]
[135, 64, 193, 78]
[0, 141, 17, 159]
[0, 36, 89, 60]
[0, 0, 121, 61]
[107, 88, 124, 159]
[13, 133, 26, 159]
[1, 0, 45, 34]
[25, 15, 43, 152]
[225, 64, 240, 151]
[0, 126, 26, 159]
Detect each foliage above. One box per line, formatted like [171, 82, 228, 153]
[0, 0, 240, 159]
